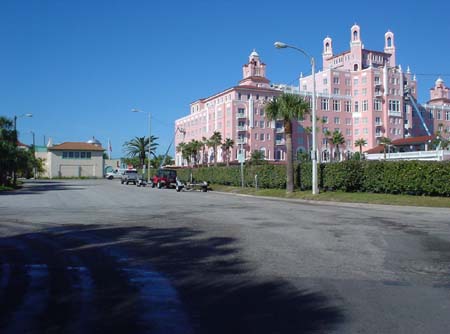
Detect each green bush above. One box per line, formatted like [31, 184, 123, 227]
[176, 160, 450, 197]
[323, 160, 363, 192]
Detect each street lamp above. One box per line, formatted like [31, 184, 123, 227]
[274, 41, 319, 195]
[131, 109, 152, 181]
[29, 131, 37, 179]
[13, 113, 33, 132]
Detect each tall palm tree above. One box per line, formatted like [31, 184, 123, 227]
[209, 131, 222, 166]
[188, 139, 202, 167]
[379, 137, 392, 159]
[265, 93, 310, 193]
[323, 129, 331, 162]
[304, 126, 312, 153]
[221, 138, 235, 166]
[331, 130, 345, 162]
[355, 138, 367, 158]
[201, 136, 208, 166]
[176, 142, 187, 166]
[123, 135, 158, 168]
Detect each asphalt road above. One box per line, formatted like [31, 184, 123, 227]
[1, 179, 449, 333]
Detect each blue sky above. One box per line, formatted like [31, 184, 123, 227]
[2, 0, 449, 157]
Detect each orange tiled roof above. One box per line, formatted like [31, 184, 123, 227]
[48, 142, 104, 151]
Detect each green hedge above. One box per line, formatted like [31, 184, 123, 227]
[176, 160, 450, 197]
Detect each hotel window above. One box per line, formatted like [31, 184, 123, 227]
[260, 109, 265, 116]
[374, 76, 380, 85]
[345, 78, 351, 86]
[345, 118, 352, 125]
[363, 128, 368, 134]
[362, 117, 368, 124]
[260, 121, 265, 128]
[388, 100, 400, 112]
[437, 110, 442, 120]
[238, 93, 242, 100]
[446, 111, 450, 121]
[362, 88, 367, 96]
[354, 117, 360, 125]
[375, 117, 381, 125]
[321, 98, 329, 111]
[322, 116, 329, 124]
[354, 101, 359, 112]
[323, 78, 328, 84]
[354, 129, 360, 136]
[361, 77, 367, 84]
[302, 84, 307, 90]
[254, 133, 258, 140]
[345, 101, 352, 112]
[333, 100, 340, 111]
[322, 127, 329, 133]
[333, 88, 340, 95]
[333, 76, 340, 84]
[353, 78, 359, 85]
[354, 89, 358, 96]
[362, 100, 368, 112]
[334, 117, 340, 124]
[260, 133, 265, 141]
[374, 99, 382, 111]
[346, 128, 351, 135]
[266, 133, 271, 140]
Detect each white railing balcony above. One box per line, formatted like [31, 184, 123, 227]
[375, 132, 383, 137]
[237, 125, 247, 131]
[236, 112, 246, 118]
[237, 138, 248, 144]
[275, 139, 285, 145]
[275, 127, 285, 133]
[366, 150, 450, 161]
[388, 110, 402, 117]
[375, 122, 383, 126]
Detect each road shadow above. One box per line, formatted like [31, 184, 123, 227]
[0, 180, 86, 196]
[0, 224, 345, 334]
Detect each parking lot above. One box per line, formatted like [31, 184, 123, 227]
[1, 179, 450, 333]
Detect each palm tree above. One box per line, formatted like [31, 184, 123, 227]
[355, 138, 367, 158]
[123, 136, 158, 168]
[209, 131, 222, 166]
[249, 150, 265, 165]
[176, 142, 187, 166]
[379, 137, 392, 159]
[323, 129, 331, 162]
[221, 138, 235, 166]
[265, 93, 310, 193]
[304, 126, 312, 153]
[201, 136, 208, 166]
[331, 130, 345, 162]
[187, 139, 202, 167]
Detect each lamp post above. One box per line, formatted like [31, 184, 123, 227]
[131, 109, 152, 181]
[13, 113, 33, 135]
[29, 131, 36, 179]
[274, 42, 319, 194]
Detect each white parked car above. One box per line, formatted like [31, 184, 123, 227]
[105, 169, 126, 180]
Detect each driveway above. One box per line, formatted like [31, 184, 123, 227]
[1, 179, 449, 333]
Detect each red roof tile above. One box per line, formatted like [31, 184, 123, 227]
[48, 142, 104, 151]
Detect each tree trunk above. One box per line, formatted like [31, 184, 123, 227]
[284, 120, 294, 193]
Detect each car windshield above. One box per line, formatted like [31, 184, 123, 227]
[126, 170, 137, 174]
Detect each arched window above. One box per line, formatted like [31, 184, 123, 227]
[354, 64, 359, 71]
[325, 42, 330, 52]
[387, 37, 392, 47]
[353, 30, 358, 41]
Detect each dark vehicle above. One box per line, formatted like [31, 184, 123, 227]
[151, 169, 177, 189]
[121, 169, 138, 185]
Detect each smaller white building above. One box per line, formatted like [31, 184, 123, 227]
[45, 141, 105, 178]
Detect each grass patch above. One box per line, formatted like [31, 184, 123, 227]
[210, 185, 450, 208]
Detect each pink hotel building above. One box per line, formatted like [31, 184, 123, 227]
[174, 24, 450, 166]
